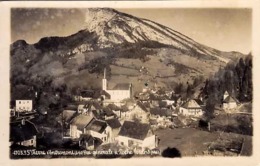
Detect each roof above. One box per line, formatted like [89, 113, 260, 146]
[79, 134, 95, 145]
[105, 118, 121, 129]
[121, 105, 129, 112]
[224, 91, 229, 96]
[223, 96, 237, 103]
[112, 83, 130, 90]
[118, 121, 150, 140]
[193, 99, 204, 106]
[62, 110, 77, 123]
[92, 102, 103, 110]
[149, 94, 168, 100]
[64, 104, 78, 111]
[107, 103, 120, 111]
[103, 108, 115, 117]
[150, 107, 172, 117]
[136, 101, 149, 112]
[78, 104, 86, 110]
[10, 120, 38, 142]
[80, 90, 95, 98]
[70, 115, 94, 131]
[100, 90, 111, 98]
[181, 99, 201, 109]
[87, 120, 107, 133]
[92, 110, 101, 118]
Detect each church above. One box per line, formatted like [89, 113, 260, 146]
[102, 69, 132, 101]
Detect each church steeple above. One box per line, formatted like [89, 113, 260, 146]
[104, 68, 106, 79]
[102, 68, 107, 90]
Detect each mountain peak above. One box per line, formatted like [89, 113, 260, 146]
[84, 8, 119, 32]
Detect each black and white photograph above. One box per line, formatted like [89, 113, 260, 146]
[1, 1, 259, 164]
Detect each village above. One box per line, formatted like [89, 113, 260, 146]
[9, 68, 252, 158]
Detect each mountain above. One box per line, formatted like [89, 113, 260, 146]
[10, 8, 245, 100]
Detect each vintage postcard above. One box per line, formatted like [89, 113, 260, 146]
[0, 0, 260, 165]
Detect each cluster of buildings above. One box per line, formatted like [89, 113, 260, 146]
[10, 100, 38, 148]
[9, 68, 240, 153]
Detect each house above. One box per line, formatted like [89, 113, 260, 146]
[106, 103, 121, 118]
[15, 100, 33, 112]
[70, 115, 94, 139]
[129, 102, 150, 123]
[116, 121, 157, 151]
[78, 104, 88, 114]
[58, 110, 77, 137]
[102, 68, 132, 101]
[223, 96, 238, 110]
[171, 94, 183, 106]
[179, 99, 203, 117]
[78, 134, 95, 150]
[117, 105, 131, 120]
[105, 118, 121, 142]
[162, 99, 175, 106]
[60, 110, 77, 127]
[103, 107, 116, 120]
[222, 91, 238, 110]
[10, 119, 38, 147]
[150, 107, 173, 128]
[86, 120, 112, 143]
[150, 107, 172, 119]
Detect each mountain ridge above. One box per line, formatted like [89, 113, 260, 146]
[10, 8, 246, 99]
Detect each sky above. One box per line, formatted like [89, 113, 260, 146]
[11, 8, 251, 54]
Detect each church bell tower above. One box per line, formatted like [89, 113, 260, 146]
[102, 68, 107, 91]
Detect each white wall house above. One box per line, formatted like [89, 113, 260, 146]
[70, 115, 94, 139]
[86, 120, 112, 143]
[222, 91, 238, 111]
[15, 100, 33, 112]
[116, 121, 157, 151]
[179, 99, 203, 117]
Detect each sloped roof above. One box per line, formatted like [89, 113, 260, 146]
[100, 90, 111, 98]
[112, 83, 130, 90]
[105, 118, 121, 129]
[64, 104, 78, 111]
[121, 105, 129, 112]
[103, 107, 115, 116]
[181, 99, 201, 109]
[223, 96, 237, 103]
[70, 115, 94, 131]
[10, 120, 38, 142]
[107, 103, 120, 111]
[136, 101, 149, 112]
[118, 121, 150, 140]
[150, 107, 172, 117]
[79, 134, 95, 146]
[193, 99, 204, 106]
[92, 102, 103, 110]
[62, 110, 77, 123]
[224, 91, 229, 96]
[149, 94, 167, 100]
[86, 120, 107, 133]
[80, 90, 95, 98]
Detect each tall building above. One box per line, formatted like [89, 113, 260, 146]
[102, 68, 132, 101]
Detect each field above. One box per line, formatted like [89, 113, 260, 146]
[155, 128, 252, 157]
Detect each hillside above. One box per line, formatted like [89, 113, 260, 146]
[10, 8, 245, 101]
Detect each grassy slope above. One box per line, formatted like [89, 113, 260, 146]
[155, 128, 252, 156]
